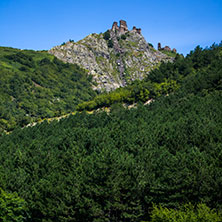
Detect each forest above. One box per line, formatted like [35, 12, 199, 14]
[0, 43, 222, 221]
[0, 47, 97, 133]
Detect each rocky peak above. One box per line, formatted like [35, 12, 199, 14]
[49, 20, 175, 92]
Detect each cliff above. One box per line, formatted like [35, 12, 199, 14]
[49, 20, 174, 91]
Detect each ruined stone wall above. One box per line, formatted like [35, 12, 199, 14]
[111, 20, 141, 35]
[158, 42, 177, 53]
[112, 22, 119, 32]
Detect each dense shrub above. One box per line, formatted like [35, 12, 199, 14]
[108, 39, 113, 48]
[0, 188, 28, 221]
[121, 34, 127, 40]
[150, 204, 222, 222]
[103, 30, 110, 40]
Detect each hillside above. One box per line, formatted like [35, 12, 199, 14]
[0, 47, 97, 133]
[0, 43, 221, 221]
[49, 20, 175, 92]
[76, 43, 222, 111]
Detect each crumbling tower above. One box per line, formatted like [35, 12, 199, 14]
[111, 20, 141, 35]
[132, 26, 141, 34]
[112, 22, 119, 32]
[119, 20, 128, 34]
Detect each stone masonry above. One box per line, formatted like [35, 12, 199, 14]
[158, 42, 177, 53]
[111, 20, 141, 35]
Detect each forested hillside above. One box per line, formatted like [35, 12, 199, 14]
[0, 47, 97, 133]
[0, 43, 221, 221]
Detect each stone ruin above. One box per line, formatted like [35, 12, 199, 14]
[132, 26, 141, 35]
[163, 46, 171, 51]
[158, 42, 177, 53]
[111, 20, 141, 35]
[111, 22, 119, 32]
[119, 20, 128, 34]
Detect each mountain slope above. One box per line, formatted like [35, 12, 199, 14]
[76, 43, 222, 111]
[49, 20, 175, 91]
[0, 43, 221, 221]
[0, 47, 97, 132]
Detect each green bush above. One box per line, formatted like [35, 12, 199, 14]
[121, 34, 127, 40]
[0, 188, 28, 221]
[151, 204, 222, 222]
[103, 30, 110, 40]
[108, 39, 113, 48]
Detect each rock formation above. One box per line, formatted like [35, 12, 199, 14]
[49, 21, 174, 92]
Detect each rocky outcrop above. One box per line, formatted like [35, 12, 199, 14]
[49, 21, 174, 92]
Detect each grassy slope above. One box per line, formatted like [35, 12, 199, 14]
[0, 47, 97, 132]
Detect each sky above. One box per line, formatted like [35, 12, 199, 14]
[0, 0, 221, 55]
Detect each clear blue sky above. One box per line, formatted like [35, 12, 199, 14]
[0, 0, 221, 55]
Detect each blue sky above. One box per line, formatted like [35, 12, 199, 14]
[0, 0, 221, 55]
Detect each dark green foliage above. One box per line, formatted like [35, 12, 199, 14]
[121, 34, 127, 40]
[107, 39, 113, 48]
[0, 43, 222, 221]
[103, 30, 110, 40]
[0, 47, 97, 132]
[0, 88, 221, 221]
[148, 43, 154, 48]
[0, 41, 222, 220]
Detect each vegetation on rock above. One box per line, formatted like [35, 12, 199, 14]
[49, 25, 173, 91]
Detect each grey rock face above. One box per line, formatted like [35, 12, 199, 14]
[49, 24, 173, 92]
